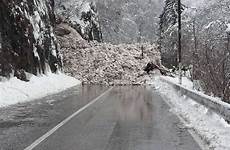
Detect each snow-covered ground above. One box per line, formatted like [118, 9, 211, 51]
[161, 76, 223, 102]
[0, 73, 81, 108]
[161, 76, 194, 89]
[151, 76, 230, 150]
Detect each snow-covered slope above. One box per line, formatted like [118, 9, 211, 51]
[159, 0, 230, 101]
[0, 0, 82, 107]
[95, 0, 164, 44]
[55, 0, 164, 44]
[0, 73, 81, 108]
[182, 0, 216, 8]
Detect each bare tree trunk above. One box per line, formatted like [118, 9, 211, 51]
[192, 18, 197, 84]
[223, 33, 230, 101]
[178, 0, 182, 84]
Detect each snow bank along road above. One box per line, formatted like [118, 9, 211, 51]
[0, 86, 202, 150]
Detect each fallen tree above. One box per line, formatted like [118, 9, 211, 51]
[144, 61, 172, 76]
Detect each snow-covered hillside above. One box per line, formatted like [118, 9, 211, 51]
[0, 0, 82, 107]
[94, 0, 164, 44]
[159, 0, 230, 101]
[182, 0, 216, 8]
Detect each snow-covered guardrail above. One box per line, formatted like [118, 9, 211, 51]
[161, 78, 230, 122]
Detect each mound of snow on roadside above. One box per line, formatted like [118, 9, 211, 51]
[161, 76, 194, 89]
[151, 76, 230, 150]
[57, 24, 161, 85]
[0, 73, 81, 107]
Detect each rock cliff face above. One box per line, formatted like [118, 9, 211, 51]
[55, 0, 102, 42]
[0, 0, 61, 80]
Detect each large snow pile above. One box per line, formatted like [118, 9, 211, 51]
[161, 76, 194, 89]
[57, 24, 161, 85]
[160, 76, 224, 101]
[0, 73, 81, 108]
[151, 76, 230, 150]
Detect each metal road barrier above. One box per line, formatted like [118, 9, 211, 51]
[161, 78, 230, 123]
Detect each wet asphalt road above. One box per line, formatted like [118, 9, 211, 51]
[0, 86, 202, 150]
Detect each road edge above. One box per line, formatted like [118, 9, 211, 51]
[156, 92, 210, 150]
[24, 87, 114, 150]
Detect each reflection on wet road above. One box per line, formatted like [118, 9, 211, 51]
[115, 86, 153, 122]
[0, 85, 109, 150]
[29, 86, 201, 150]
[0, 86, 202, 150]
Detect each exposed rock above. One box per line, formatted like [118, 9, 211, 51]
[55, 0, 102, 42]
[14, 69, 29, 82]
[0, 0, 62, 79]
[55, 25, 71, 36]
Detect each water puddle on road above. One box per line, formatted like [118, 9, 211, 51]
[113, 86, 154, 123]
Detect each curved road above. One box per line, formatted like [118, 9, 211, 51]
[0, 86, 202, 150]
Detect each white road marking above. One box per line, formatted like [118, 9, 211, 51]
[24, 87, 114, 150]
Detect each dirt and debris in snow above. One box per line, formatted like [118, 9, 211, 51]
[56, 24, 161, 85]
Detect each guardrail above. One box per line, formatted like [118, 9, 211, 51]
[161, 78, 230, 123]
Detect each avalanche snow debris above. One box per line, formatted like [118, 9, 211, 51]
[57, 24, 161, 85]
[226, 23, 230, 33]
